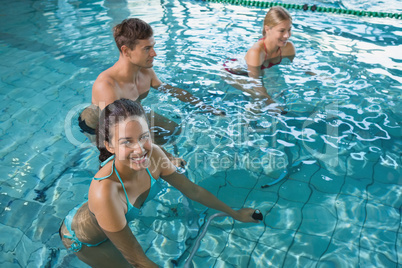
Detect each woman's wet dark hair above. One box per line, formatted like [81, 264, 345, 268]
[113, 18, 153, 52]
[96, 99, 147, 163]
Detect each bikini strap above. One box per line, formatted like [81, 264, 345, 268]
[101, 155, 115, 167]
[145, 168, 156, 187]
[261, 38, 268, 61]
[95, 158, 151, 210]
[112, 162, 134, 210]
[94, 155, 115, 181]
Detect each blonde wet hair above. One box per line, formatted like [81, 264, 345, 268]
[262, 6, 292, 36]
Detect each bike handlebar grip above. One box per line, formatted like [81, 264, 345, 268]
[252, 209, 263, 221]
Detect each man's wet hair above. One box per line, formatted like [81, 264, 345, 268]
[113, 18, 153, 52]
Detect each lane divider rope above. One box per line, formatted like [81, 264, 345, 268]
[202, 0, 402, 19]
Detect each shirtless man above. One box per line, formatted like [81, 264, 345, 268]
[79, 18, 224, 166]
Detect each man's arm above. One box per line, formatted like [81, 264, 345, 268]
[150, 70, 225, 116]
[224, 64, 275, 106]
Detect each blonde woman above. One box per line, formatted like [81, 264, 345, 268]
[224, 6, 295, 107]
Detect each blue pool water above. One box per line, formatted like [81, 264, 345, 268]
[0, 0, 401, 267]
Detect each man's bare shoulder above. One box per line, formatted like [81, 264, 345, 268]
[139, 67, 161, 89]
[139, 67, 156, 78]
[93, 69, 116, 92]
[92, 69, 118, 107]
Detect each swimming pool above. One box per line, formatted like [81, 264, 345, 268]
[0, 0, 401, 267]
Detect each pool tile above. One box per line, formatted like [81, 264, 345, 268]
[310, 170, 344, 194]
[195, 225, 231, 259]
[308, 191, 337, 209]
[13, 75, 42, 89]
[257, 227, 296, 253]
[332, 220, 363, 245]
[335, 194, 366, 225]
[359, 247, 398, 268]
[41, 173, 89, 208]
[363, 202, 400, 231]
[0, 196, 42, 233]
[398, 228, 402, 264]
[318, 238, 359, 267]
[225, 169, 259, 189]
[217, 234, 258, 267]
[40, 68, 67, 86]
[261, 149, 289, 178]
[245, 188, 278, 212]
[340, 176, 372, 199]
[0, 223, 25, 252]
[14, 106, 50, 128]
[40, 139, 79, 164]
[152, 219, 190, 242]
[249, 243, 287, 268]
[0, 98, 25, 119]
[192, 255, 233, 268]
[346, 155, 376, 180]
[57, 249, 90, 268]
[27, 245, 63, 268]
[374, 160, 400, 184]
[26, 205, 62, 243]
[289, 161, 320, 184]
[265, 198, 303, 231]
[232, 221, 265, 244]
[146, 235, 181, 263]
[21, 94, 52, 111]
[0, 65, 15, 80]
[367, 181, 402, 208]
[0, 251, 22, 268]
[0, 180, 27, 200]
[196, 171, 227, 195]
[289, 231, 332, 259]
[359, 227, 398, 263]
[283, 251, 318, 267]
[298, 203, 337, 236]
[217, 184, 253, 208]
[0, 136, 21, 162]
[13, 231, 44, 267]
[2, 123, 34, 151]
[279, 179, 311, 203]
[7, 87, 37, 102]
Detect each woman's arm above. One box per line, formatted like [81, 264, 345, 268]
[103, 224, 159, 268]
[163, 171, 257, 222]
[245, 65, 272, 100]
[225, 64, 275, 106]
[152, 146, 258, 223]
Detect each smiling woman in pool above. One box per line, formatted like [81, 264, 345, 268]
[59, 99, 259, 267]
[224, 6, 295, 107]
